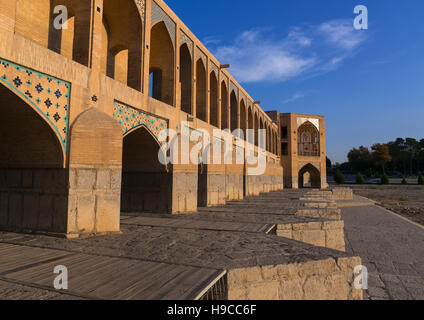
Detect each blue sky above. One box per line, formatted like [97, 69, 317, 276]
[166, 0, 424, 163]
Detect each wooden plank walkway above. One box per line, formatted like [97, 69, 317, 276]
[0, 243, 224, 300]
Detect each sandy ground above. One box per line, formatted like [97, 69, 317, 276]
[348, 185, 424, 226]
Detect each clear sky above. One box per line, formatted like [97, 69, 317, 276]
[165, 0, 424, 163]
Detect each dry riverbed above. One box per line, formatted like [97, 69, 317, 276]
[349, 185, 424, 226]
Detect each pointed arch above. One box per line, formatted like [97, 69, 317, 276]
[180, 43, 192, 114]
[230, 90, 238, 133]
[221, 81, 228, 129]
[149, 21, 175, 105]
[196, 58, 207, 122]
[254, 112, 259, 147]
[259, 117, 265, 149]
[209, 71, 218, 127]
[299, 163, 321, 188]
[121, 126, 172, 213]
[0, 59, 71, 155]
[102, 0, 143, 90]
[0, 82, 64, 168]
[240, 99, 247, 140]
[247, 106, 254, 144]
[298, 121, 320, 157]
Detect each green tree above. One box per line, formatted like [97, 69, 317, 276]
[405, 138, 420, 175]
[364, 168, 372, 178]
[326, 157, 332, 169]
[348, 146, 373, 172]
[381, 173, 389, 185]
[356, 172, 365, 184]
[372, 144, 392, 174]
[418, 173, 424, 185]
[401, 177, 408, 185]
[334, 168, 345, 184]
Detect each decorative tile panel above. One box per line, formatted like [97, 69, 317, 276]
[210, 61, 218, 78]
[180, 30, 193, 58]
[196, 47, 207, 68]
[151, 0, 176, 47]
[230, 81, 239, 97]
[112, 100, 168, 145]
[0, 58, 70, 152]
[135, 0, 146, 23]
[221, 73, 228, 86]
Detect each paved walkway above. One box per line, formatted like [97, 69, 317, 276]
[342, 205, 424, 300]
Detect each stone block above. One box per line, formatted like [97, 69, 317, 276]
[76, 195, 95, 233]
[95, 195, 120, 233]
[77, 169, 96, 189]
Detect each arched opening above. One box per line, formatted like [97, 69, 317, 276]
[179, 44, 192, 114]
[15, 0, 91, 66]
[274, 130, 278, 155]
[254, 113, 259, 147]
[0, 84, 66, 233]
[149, 69, 162, 100]
[266, 126, 270, 152]
[102, 0, 143, 91]
[150, 21, 175, 105]
[240, 100, 247, 140]
[221, 81, 228, 129]
[121, 127, 172, 213]
[209, 72, 218, 127]
[196, 59, 207, 122]
[247, 107, 254, 144]
[259, 118, 265, 149]
[230, 91, 238, 133]
[298, 121, 320, 157]
[299, 163, 321, 189]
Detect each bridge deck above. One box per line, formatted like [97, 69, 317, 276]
[0, 190, 350, 300]
[0, 243, 223, 300]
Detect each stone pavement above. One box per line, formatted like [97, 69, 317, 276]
[0, 189, 362, 300]
[342, 205, 424, 300]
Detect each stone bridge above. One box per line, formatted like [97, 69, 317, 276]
[0, 0, 301, 238]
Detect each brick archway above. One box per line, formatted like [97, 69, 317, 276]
[299, 163, 321, 188]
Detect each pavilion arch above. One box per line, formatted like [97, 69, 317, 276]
[298, 163, 321, 189]
[221, 81, 229, 129]
[240, 99, 247, 140]
[101, 0, 143, 91]
[0, 82, 67, 233]
[230, 90, 238, 133]
[179, 43, 192, 114]
[247, 106, 254, 144]
[149, 21, 175, 105]
[209, 71, 218, 127]
[121, 126, 172, 213]
[298, 121, 320, 157]
[196, 59, 207, 122]
[15, 0, 91, 66]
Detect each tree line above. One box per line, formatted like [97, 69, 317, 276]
[334, 137, 424, 176]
